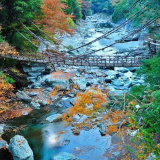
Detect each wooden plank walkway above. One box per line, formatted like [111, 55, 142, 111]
[54, 55, 153, 67]
[0, 39, 158, 67]
[0, 54, 153, 67]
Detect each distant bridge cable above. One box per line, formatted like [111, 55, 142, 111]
[73, 16, 160, 59]
[129, 0, 144, 12]
[13, 27, 39, 48]
[22, 24, 65, 56]
[62, 2, 151, 54]
[30, 22, 71, 49]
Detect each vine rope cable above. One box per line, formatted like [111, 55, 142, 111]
[72, 16, 160, 59]
[62, 2, 151, 53]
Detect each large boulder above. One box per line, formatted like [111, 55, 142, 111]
[45, 79, 69, 91]
[30, 101, 40, 109]
[56, 97, 72, 108]
[124, 71, 133, 78]
[112, 79, 124, 87]
[0, 139, 8, 149]
[96, 22, 114, 28]
[8, 135, 34, 160]
[75, 79, 87, 90]
[22, 63, 46, 73]
[52, 152, 80, 160]
[16, 91, 32, 103]
[99, 123, 107, 136]
[46, 114, 63, 122]
[115, 67, 129, 73]
[106, 70, 119, 78]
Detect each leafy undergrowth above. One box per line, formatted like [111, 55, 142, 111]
[0, 73, 14, 114]
[0, 42, 19, 56]
[0, 71, 29, 120]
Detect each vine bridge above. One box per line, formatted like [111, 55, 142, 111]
[0, 38, 159, 67]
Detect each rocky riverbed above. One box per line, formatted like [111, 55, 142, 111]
[0, 14, 149, 160]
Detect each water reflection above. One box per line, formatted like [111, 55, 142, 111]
[23, 122, 111, 160]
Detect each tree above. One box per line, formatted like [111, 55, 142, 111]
[91, 0, 114, 15]
[61, 0, 82, 21]
[81, 0, 91, 19]
[0, 0, 43, 51]
[111, 0, 160, 24]
[37, 0, 74, 35]
[137, 56, 160, 86]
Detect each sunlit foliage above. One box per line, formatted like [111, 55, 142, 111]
[0, 73, 14, 113]
[37, 0, 74, 35]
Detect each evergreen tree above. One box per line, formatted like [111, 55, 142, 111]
[91, 0, 114, 15]
[62, 0, 82, 21]
[0, 0, 42, 51]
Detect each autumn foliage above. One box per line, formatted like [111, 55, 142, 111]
[62, 87, 110, 125]
[37, 0, 74, 35]
[0, 79, 14, 113]
[0, 42, 19, 55]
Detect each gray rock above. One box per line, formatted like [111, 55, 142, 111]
[0, 124, 6, 136]
[124, 33, 139, 42]
[28, 92, 38, 97]
[36, 100, 48, 106]
[114, 86, 126, 90]
[30, 101, 40, 109]
[99, 123, 107, 136]
[0, 139, 8, 149]
[72, 114, 81, 122]
[45, 79, 69, 91]
[120, 76, 129, 82]
[28, 72, 41, 77]
[37, 76, 41, 81]
[27, 77, 36, 83]
[77, 115, 88, 123]
[127, 67, 138, 72]
[75, 79, 86, 90]
[96, 71, 105, 77]
[45, 87, 53, 92]
[124, 82, 132, 88]
[70, 97, 77, 105]
[97, 22, 114, 28]
[132, 79, 145, 85]
[106, 70, 119, 77]
[23, 66, 45, 73]
[57, 97, 72, 108]
[124, 71, 133, 78]
[46, 114, 63, 122]
[43, 66, 52, 74]
[16, 91, 32, 103]
[109, 89, 125, 96]
[105, 78, 112, 83]
[74, 147, 80, 151]
[52, 152, 79, 160]
[71, 128, 80, 136]
[105, 75, 117, 81]
[31, 82, 41, 89]
[8, 135, 34, 160]
[112, 79, 124, 87]
[115, 67, 129, 73]
[114, 90, 125, 96]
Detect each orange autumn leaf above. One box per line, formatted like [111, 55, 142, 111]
[36, 0, 74, 35]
